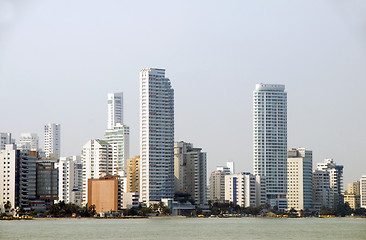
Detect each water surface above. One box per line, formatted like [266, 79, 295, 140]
[1, 217, 365, 240]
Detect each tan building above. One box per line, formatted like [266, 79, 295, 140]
[343, 192, 360, 210]
[343, 180, 361, 210]
[174, 142, 207, 205]
[88, 176, 119, 213]
[348, 181, 360, 195]
[209, 169, 227, 203]
[126, 155, 140, 193]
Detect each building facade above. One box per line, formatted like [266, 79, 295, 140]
[224, 172, 266, 207]
[17, 133, 39, 151]
[58, 156, 82, 205]
[104, 123, 130, 175]
[0, 144, 37, 211]
[140, 68, 174, 205]
[361, 175, 366, 208]
[209, 169, 228, 203]
[174, 141, 207, 205]
[107, 92, 124, 130]
[36, 160, 58, 207]
[0, 133, 12, 150]
[316, 158, 344, 208]
[81, 139, 113, 205]
[286, 148, 313, 211]
[126, 155, 140, 193]
[312, 170, 333, 210]
[253, 83, 287, 209]
[44, 123, 61, 158]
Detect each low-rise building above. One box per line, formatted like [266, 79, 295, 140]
[224, 172, 266, 207]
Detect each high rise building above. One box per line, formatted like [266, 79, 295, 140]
[174, 141, 207, 205]
[0, 144, 37, 210]
[0, 133, 12, 150]
[312, 170, 333, 210]
[140, 68, 174, 205]
[58, 156, 83, 205]
[316, 158, 344, 208]
[17, 133, 39, 151]
[104, 123, 130, 175]
[44, 123, 61, 158]
[126, 155, 140, 193]
[81, 139, 113, 205]
[107, 92, 123, 130]
[253, 83, 287, 209]
[224, 172, 266, 207]
[286, 148, 313, 211]
[209, 169, 228, 203]
[360, 175, 366, 208]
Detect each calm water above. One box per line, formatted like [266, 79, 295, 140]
[1, 217, 365, 240]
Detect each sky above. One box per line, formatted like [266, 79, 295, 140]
[0, 0, 365, 185]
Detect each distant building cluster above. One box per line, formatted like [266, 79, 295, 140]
[0, 71, 365, 216]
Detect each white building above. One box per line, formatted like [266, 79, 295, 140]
[225, 172, 266, 207]
[140, 68, 174, 205]
[216, 166, 231, 175]
[316, 158, 343, 208]
[253, 83, 287, 210]
[0, 144, 37, 211]
[17, 133, 39, 151]
[81, 139, 113, 205]
[58, 156, 82, 205]
[107, 92, 124, 130]
[226, 162, 235, 175]
[360, 175, 366, 208]
[44, 123, 61, 158]
[312, 170, 333, 210]
[286, 148, 313, 211]
[0, 133, 12, 150]
[174, 141, 207, 205]
[105, 123, 130, 175]
[0, 144, 17, 212]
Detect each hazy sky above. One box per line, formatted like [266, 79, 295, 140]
[0, 0, 365, 185]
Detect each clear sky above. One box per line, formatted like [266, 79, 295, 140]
[0, 0, 365, 185]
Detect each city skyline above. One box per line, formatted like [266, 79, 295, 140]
[1, 1, 366, 186]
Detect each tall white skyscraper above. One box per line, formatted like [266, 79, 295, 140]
[44, 123, 61, 158]
[105, 92, 130, 173]
[140, 68, 174, 205]
[17, 133, 39, 151]
[253, 83, 287, 209]
[107, 92, 123, 130]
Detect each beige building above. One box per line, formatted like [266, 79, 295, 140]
[209, 169, 227, 203]
[88, 176, 119, 213]
[343, 180, 361, 210]
[348, 181, 360, 195]
[286, 148, 313, 211]
[126, 155, 140, 193]
[343, 192, 360, 210]
[174, 141, 207, 205]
